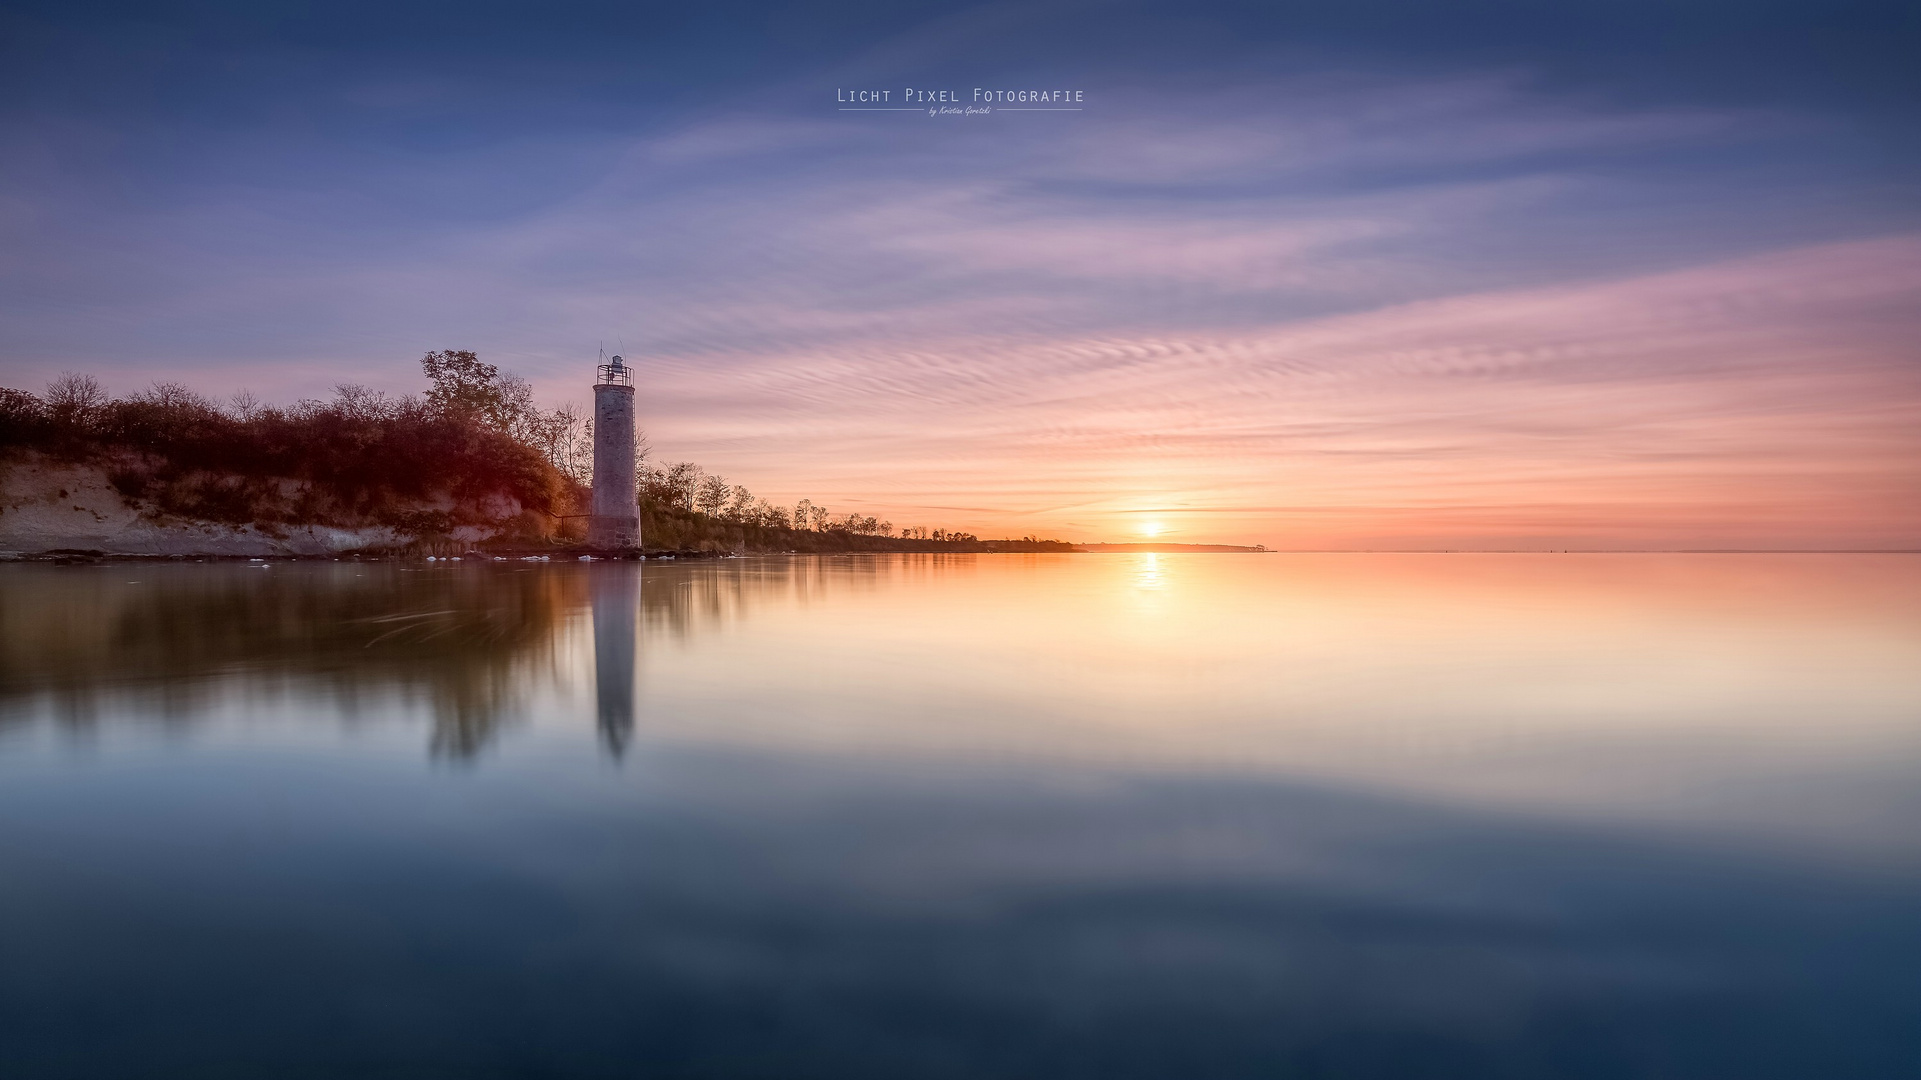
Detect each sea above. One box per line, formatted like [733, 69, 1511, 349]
[1, 553, 1917, 1078]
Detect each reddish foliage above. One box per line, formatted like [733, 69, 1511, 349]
[0, 376, 573, 533]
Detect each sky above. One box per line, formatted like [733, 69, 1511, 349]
[2, 0, 1918, 548]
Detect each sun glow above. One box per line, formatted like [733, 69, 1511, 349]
[1138, 521, 1166, 538]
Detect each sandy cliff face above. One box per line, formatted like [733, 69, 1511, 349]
[0, 453, 527, 556]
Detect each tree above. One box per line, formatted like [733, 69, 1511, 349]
[665, 462, 702, 510]
[332, 383, 396, 422]
[695, 474, 732, 516]
[227, 389, 262, 421]
[0, 387, 48, 444]
[45, 373, 105, 427]
[639, 460, 703, 511]
[726, 484, 754, 521]
[417, 353, 601, 485]
[420, 350, 506, 421]
[521, 401, 594, 485]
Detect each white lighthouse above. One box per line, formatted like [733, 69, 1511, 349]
[589, 354, 640, 550]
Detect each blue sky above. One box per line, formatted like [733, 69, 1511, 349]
[2, 1, 1917, 545]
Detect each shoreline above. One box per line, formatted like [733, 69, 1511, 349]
[4, 547, 1911, 565]
[0, 543, 1282, 564]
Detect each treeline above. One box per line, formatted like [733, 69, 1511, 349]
[634, 499, 1071, 554]
[635, 460, 976, 542]
[0, 351, 579, 536]
[0, 349, 1066, 553]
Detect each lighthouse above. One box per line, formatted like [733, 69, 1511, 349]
[590, 354, 640, 550]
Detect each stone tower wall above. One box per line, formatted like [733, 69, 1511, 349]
[589, 383, 640, 549]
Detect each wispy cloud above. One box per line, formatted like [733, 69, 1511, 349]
[0, 48, 1910, 546]
[622, 234, 1921, 546]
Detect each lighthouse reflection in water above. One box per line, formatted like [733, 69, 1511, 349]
[591, 561, 638, 758]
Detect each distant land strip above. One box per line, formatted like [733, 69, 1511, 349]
[1074, 543, 1269, 553]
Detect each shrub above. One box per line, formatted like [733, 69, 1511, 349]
[0, 355, 582, 532]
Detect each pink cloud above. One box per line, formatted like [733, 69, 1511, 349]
[627, 235, 1920, 547]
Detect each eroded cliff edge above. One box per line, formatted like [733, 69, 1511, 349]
[0, 451, 554, 557]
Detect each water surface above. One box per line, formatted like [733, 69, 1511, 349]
[2, 554, 1918, 1078]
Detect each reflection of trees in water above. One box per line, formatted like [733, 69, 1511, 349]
[0, 563, 583, 760]
[0, 554, 977, 760]
[635, 553, 940, 639]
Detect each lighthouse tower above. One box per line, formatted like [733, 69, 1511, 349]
[590, 354, 640, 550]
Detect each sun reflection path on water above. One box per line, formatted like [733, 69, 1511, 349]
[1133, 552, 1165, 591]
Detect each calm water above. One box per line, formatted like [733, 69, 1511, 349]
[2, 554, 1918, 1078]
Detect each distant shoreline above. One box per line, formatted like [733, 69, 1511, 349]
[1074, 543, 1269, 553]
[4, 547, 1913, 565]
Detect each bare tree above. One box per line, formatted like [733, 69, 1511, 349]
[517, 401, 595, 485]
[726, 484, 754, 521]
[694, 473, 731, 516]
[555, 402, 595, 485]
[664, 462, 703, 510]
[640, 460, 701, 510]
[332, 383, 396, 421]
[495, 373, 538, 436]
[227, 389, 262, 420]
[136, 381, 213, 410]
[45, 373, 106, 426]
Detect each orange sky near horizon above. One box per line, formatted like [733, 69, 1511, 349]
[584, 235, 1921, 549]
[33, 234, 1916, 550]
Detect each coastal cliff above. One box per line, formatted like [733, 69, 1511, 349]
[0, 450, 553, 557]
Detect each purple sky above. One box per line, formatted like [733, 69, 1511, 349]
[3, 1, 1917, 546]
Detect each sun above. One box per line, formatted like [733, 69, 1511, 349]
[1138, 520, 1166, 538]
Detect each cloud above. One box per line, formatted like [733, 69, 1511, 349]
[0, 54, 1909, 546]
[621, 234, 1921, 546]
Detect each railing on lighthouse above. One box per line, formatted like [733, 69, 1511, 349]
[597, 354, 634, 387]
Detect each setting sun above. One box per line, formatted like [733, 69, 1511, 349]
[1138, 520, 1166, 538]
